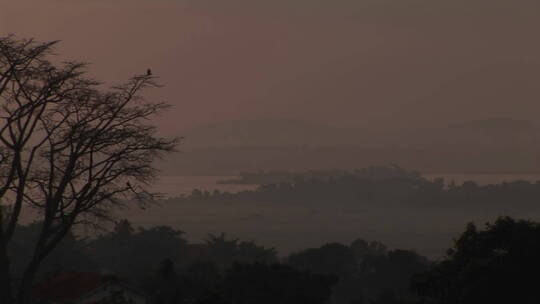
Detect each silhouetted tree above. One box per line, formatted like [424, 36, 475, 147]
[148, 258, 181, 304]
[350, 238, 387, 262]
[218, 263, 337, 304]
[365, 250, 429, 301]
[9, 221, 95, 280]
[287, 243, 359, 304]
[205, 233, 277, 271]
[288, 243, 356, 277]
[412, 217, 540, 304]
[90, 222, 187, 277]
[179, 260, 222, 303]
[0, 35, 178, 304]
[286, 241, 428, 304]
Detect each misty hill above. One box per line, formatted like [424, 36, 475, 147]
[404, 118, 539, 147]
[448, 119, 537, 141]
[181, 118, 539, 148]
[122, 167, 540, 260]
[181, 119, 357, 147]
[396, 61, 540, 130]
[218, 166, 422, 185]
[160, 118, 540, 175]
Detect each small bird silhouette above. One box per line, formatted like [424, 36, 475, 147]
[146, 69, 152, 76]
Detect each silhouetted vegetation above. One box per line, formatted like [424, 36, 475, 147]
[8, 171, 539, 304]
[412, 217, 540, 303]
[173, 167, 540, 212]
[24, 216, 540, 303]
[7, 218, 435, 304]
[287, 242, 429, 303]
[0, 35, 177, 303]
[4, 2, 539, 302]
[218, 166, 422, 185]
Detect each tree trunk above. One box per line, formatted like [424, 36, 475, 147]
[16, 259, 40, 304]
[0, 241, 14, 304]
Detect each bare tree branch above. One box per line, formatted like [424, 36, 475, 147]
[0, 35, 179, 304]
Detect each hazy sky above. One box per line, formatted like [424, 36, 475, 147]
[2, 0, 540, 134]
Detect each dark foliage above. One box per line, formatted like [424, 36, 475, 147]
[7, 218, 430, 304]
[172, 168, 540, 212]
[207, 263, 337, 304]
[412, 217, 540, 304]
[287, 241, 429, 304]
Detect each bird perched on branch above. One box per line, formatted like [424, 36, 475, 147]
[146, 68, 152, 76]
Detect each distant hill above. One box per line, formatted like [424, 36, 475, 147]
[180, 119, 359, 147]
[450, 119, 537, 138]
[427, 118, 539, 147]
[160, 118, 540, 175]
[179, 118, 539, 148]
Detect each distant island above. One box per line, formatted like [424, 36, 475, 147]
[217, 166, 422, 185]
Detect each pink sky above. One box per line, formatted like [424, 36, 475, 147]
[2, 0, 540, 135]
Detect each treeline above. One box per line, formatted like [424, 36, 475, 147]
[11, 220, 428, 304]
[13, 216, 540, 303]
[175, 167, 540, 210]
[218, 166, 422, 185]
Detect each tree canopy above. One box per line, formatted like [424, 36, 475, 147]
[413, 217, 540, 304]
[0, 35, 178, 304]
